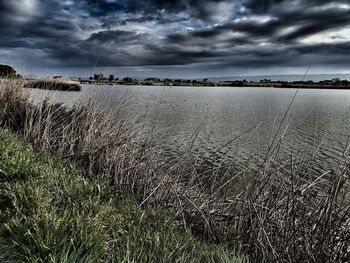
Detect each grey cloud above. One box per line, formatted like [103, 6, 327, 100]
[0, 0, 349, 74]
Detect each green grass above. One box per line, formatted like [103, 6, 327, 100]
[0, 131, 243, 263]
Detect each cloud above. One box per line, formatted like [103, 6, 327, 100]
[0, 0, 41, 23]
[0, 0, 349, 75]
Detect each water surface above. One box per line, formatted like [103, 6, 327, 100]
[28, 85, 350, 175]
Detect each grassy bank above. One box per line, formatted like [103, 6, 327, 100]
[25, 78, 81, 91]
[1, 84, 350, 262]
[0, 131, 241, 262]
[0, 78, 81, 91]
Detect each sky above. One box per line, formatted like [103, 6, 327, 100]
[0, 0, 349, 78]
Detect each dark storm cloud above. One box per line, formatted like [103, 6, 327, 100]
[296, 42, 350, 55]
[278, 9, 350, 41]
[244, 0, 338, 13]
[102, 15, 157, 29]
[0, 0, 349, 74]
[84, 0, 123, 16]
[228, 1, 350, 41]
[152, 0, 236, 20]
[84, 0, 236, 20]
[87, 30, 148, 43]
[22, 20, 82, 41]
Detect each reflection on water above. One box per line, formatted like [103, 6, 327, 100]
[28, 85, 350, 175]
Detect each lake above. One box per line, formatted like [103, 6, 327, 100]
[28, 85, 350, 176]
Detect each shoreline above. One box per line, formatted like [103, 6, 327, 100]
[77, 81, 350, 90]
[3, 77, 350, 91]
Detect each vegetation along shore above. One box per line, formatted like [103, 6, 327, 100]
[0, 130, 240, 262]
[77, 71, 350, 89]
[1, 80, 350, 262]
[2, 64, 350, 91]
[0, 65, 81, 91]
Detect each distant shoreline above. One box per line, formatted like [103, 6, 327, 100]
[2, 77, 350, 91]
[75, 79, 350, 90]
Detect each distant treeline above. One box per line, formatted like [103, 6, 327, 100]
[219, 78, 350, 89]
[2, 64, 349, 89]
[76, 73, 350, 89]
[0, 64, 22, 78]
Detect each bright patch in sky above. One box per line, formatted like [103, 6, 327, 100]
[301, 26, 350, 45]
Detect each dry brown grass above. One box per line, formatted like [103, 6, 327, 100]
[25, 78, 81, 91]
[1, 82, 350, 262]
[0, 77, 81, 91]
